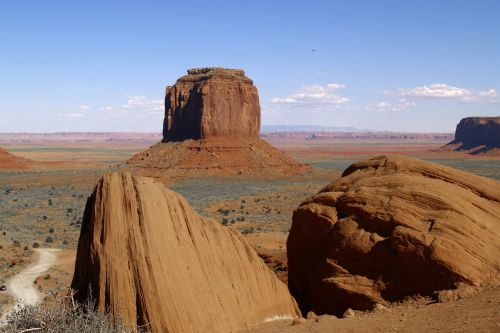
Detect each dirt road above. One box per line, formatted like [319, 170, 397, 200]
[0, 248, 60, 325]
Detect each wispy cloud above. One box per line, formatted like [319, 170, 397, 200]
[122, 96, 163, 114]
[272, 83, 350, 106]
[370, 99, 416, 112]
[60, 112, 85, 118]
[393, 83, 497, 102]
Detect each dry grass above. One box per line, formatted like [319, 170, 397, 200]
[2, 293, 143, 333]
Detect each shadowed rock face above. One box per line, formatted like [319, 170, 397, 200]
[455, 117, 500, 148]
[71, 172, 300, 333]
[440, 117, 500, 155]
[287, 156, 500, 316]
[162, 67, 260, 142]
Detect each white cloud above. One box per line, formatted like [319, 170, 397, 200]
[272, 83, 350, 105]
[376, 101, 391, 109]
[394, 83, 497, 102]
[371, 99, 416, 112]
[122, 96, 163, 113]
[478, 89, 497, 98]
[58, 112, 85, 118]
[99, 106, 113, 111]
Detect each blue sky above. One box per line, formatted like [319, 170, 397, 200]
[0, 0, 499, 132]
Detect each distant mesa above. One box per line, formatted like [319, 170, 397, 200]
[0, 146, 32, 170]
[287, 155, 500, 316]
[128, 67, 310, 179]
[439, 117, 500, 156]
[71, 172, 300, 332]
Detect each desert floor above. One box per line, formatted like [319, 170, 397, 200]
[0, 137, 499, 331]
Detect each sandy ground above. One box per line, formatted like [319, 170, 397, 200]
[245, 285, 500, 333]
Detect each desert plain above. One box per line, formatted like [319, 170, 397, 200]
[0, 131, 499, 332]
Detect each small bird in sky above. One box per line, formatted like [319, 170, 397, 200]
[312, 49, 316, 52]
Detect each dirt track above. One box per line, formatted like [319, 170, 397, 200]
[0, 249, 60, 325]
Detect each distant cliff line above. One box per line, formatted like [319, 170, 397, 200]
[0, 130, 453, 144]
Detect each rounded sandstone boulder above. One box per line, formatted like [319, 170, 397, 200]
[287, 155, 500, 316]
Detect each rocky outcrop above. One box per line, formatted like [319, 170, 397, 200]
[287, 155, 500, 316]
[440, 117, 500, 155]
[0, 147, 32, 170]
[163, 68, 260, 142]
[128, 67, 310, 179]
[71, 172, 300, 332]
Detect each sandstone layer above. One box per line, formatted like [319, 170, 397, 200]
[0, 147, 32, 170]
[163, 67, 260, 142]
[287, 155, 500, 316]
[71, 172, 300, 333]
[440, 116, 500, 156]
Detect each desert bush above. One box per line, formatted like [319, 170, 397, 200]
[45, 237, 53, 243]
[32, 242, 40, 248]
[2, 294, 143, 333]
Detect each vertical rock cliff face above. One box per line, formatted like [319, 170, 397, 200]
[71, 172, 300, 333]
[163, 68, 261, 142]
[440, 117, 500, 155]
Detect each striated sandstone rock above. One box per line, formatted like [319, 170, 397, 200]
[287, 155, 500, 316]
[163, 67, 260, 142]
[440, 117, 500, 155]
[71, 172, 300, 333]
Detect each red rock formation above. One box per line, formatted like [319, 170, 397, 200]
[163, 68, 260, 142]
[128, 68, 310, 179]
[0, 147, 32, 170]
[440, 117, 500, 156]
[71, 172, 300, 332]
[287, 156, 500, 316]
